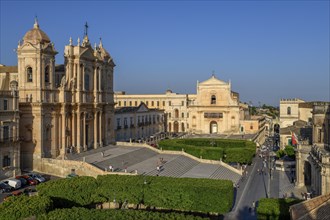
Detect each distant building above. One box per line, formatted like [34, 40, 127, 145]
[115, 75, 249, 135]
[0, 20, 116, 172]
[114, 103, 164, 142]
[280, 98, 306, 128]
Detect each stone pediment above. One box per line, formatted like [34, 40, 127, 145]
[80, 47, 96, 60]
[199, 75, 228, 86]
[137, 103, 149, 112]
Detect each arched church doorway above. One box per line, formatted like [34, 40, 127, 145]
[304, 161, 312, 186]
[174, 121, 179, 133]
[210, 121, 218, 134]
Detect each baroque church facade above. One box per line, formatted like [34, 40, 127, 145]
[0, 20, 115, 170]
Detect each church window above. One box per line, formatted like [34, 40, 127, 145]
[129, 101, 132, 106]
[175, 109, 179, 118]
[157, 101, 159, 107]
[27, 67, 33, 82]
[211, 95, 216, 104]
[3, 100, 8, 110]
[169, 101, 171, 106]
[3, 126, 9, 141]
[45, 66, 49, 83]
[2, 155, 10, 167]
[118, 101, 121, 107]
[182, 112, 184, 118]
[163, 101, 165, 106]
[84, 73, 90, 91]
[135, 101, 137, 106]
[287, 107, 291, 115]
[152, 101, 154, 106]
[124, 101, 126, 106]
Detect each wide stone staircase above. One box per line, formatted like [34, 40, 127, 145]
[210, 166, 241, 184]
[146, 155, 199, 177]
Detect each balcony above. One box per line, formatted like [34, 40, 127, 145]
[130, 124, 135, 128]
[0, 137, 17, 143]
[124, 125, 128, 129]
[116, 126, 122, 130]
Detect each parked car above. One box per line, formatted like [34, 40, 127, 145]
[3, 179, 21, 190]
[15, 176, 28, 186]
[0, 182, 12, 193]
[21, 175, 38, 185]
[27, 173, 46, 183]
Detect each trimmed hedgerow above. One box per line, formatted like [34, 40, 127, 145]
[36, 175, 233, 214]
[159, 138, 256, 164]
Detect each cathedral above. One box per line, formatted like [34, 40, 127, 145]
[0, 19, 115, 171]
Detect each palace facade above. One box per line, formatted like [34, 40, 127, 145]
[114, 103, 165, 142]
[0, 68, 20, 177]
[0, 20, 115, 171]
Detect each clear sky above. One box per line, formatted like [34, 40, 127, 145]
[1, 1, 329, 106]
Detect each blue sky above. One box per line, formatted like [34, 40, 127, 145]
[1, 1, 329, 106]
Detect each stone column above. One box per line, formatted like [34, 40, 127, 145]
[77, 112, 81, 153]
[61, 112, 66, 156]
[94, 111, 98, 149]
[99, 111, 103, 147]
[72, 112, 76, 149]
[94, 67, 98, 103]
[83, 113, 86, 151]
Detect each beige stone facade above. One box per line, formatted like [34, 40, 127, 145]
[115, 75, 247, 134]
[0, 20, 116, 171]
[0, 70, 20, 177]
[280, 98, 306, 128]
[114, 103, 164, 141]
[296, 102, 330, 196]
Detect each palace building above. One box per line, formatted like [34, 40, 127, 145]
[0, 20, 116, 171]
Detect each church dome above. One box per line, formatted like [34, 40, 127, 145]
[23, 19, 51, 44]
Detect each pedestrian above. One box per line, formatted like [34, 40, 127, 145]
[157, 166, 160, 172]
[257, 169, 260, 174]
[252, 201, 255, 210]
[109, 165, 113, 172]
[101, 151, 104, 157]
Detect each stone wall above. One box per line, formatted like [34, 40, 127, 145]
[33, 157, 135, 178]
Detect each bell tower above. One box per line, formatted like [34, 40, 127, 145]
[17, 18, 58, 102]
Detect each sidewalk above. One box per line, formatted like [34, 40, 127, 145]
[278, 170, 307, 200]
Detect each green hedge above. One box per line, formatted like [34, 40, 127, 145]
[257, 198, 302, 220]
[38, 207, 208, 220]
[0, 195, 53, 220]
[37, 175, 233, 214]
[159, 138, 256, 164]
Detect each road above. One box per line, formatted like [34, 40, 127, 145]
[225, 138, 280, 220]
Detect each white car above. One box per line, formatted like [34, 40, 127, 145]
[27, 173, 46, 183]
[3, 178, 21, 189]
